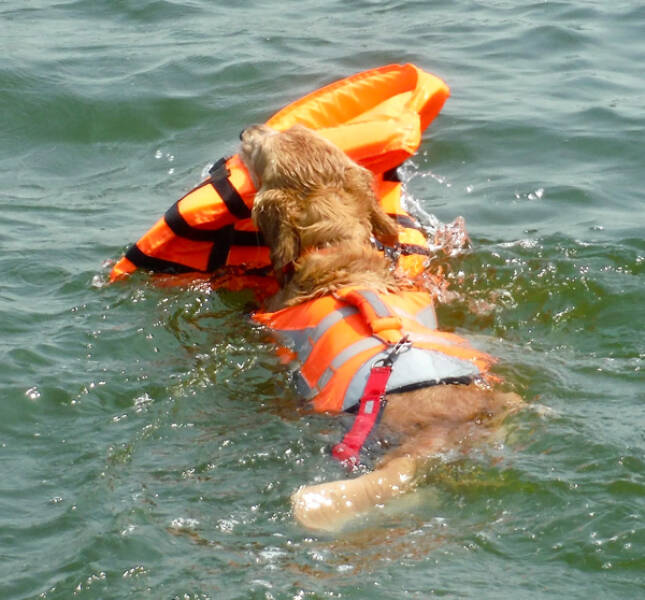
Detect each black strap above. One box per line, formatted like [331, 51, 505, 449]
[208, 158, 252, 220]
[164, 202, 216, 242]
[382, 165, 402, 182]
[208, 157, 228, 178]
[165, 201, 264, 247]
[206, 225, 234, 271]
[203, 226, 267, 270]
[373, 239, 432, 257]
[387, 212, 423, 231]
[125, 244, 196, 274]
[231, 229, 265, 246]
[211, 177, 251, 220]
[207, 228, 266, 270]
[398, 242, 432, 257]
[388, 376, 473, 395]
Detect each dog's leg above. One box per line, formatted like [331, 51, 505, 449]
[291, 455, 418, 532]
[290, 393, 522, 533]
[290, 422, 463, 532]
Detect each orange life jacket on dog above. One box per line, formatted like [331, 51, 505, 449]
[109, 63, 450, 283]
[252, 288, 494, 414]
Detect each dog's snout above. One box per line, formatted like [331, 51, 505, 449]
[240, 124, 276, 144]
[240, 125, 261, 142]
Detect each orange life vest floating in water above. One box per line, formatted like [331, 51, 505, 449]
[109, 63, 450, 283]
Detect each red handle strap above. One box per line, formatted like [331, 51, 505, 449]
[331, 365, 392, 469]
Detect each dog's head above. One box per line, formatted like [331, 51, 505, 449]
[240, 124, 398, 282]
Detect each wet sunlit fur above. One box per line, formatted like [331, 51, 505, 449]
[241, 124, 399, 309]
[240, 124, 522, 532]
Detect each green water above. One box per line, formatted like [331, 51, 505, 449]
[2, 1, 643, 598]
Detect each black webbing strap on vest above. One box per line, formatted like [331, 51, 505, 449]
[382, 165, 402, 182]
[164, 201, 264, 245]
[208, 157, 252, 220]
[381, 212, 432, 257]
[163, 202, 217, 242]
[206, 225, 234, 271]
[208, 157, 228, 178]
[387, 212, 423, 231]
[124, 244, 195, 275]
[373, 237, 432, 258]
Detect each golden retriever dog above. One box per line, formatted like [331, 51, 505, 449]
[240, 124, 522, 532]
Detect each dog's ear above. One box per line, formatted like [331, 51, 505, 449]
[352, 167, 399, 247]
[253, 188, 300, 284]
[369, 201, 399, 247]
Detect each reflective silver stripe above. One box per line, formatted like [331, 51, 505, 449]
[343, 358, 377, 410]
[311, 306, 357, 347]
[317, 336, 383, 393]
[392, 305, 438, 330]
[409, 331, 470, 348]
[274, 306, 357, 363]
[415, 305, 437, 330]
[331, 336, 383, 371]
[283, 329, 313, 361]
[356, 289, 392, 318]
[317, 369, 334, 393]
